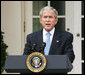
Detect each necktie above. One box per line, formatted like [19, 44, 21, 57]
[44, 32, 51, 55]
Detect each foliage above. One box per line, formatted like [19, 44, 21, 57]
[1, 31, 8, 73]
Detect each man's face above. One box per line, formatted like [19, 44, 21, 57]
[40, 10, 58, 32]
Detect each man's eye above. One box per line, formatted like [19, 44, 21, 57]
[49, 16, 54, 18]
[44, 16, 47, 18]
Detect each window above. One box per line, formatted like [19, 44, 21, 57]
[33, 1, 65, 32]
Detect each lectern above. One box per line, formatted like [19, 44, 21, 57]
[5, 55, 73, 74]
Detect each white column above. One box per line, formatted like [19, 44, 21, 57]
[66, 1, 82, 74]
[24, 1, 33, 37]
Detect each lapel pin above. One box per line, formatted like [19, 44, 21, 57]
[56, 40, 59, 42]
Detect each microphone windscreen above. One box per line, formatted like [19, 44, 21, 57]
[42, 42, 46, 47]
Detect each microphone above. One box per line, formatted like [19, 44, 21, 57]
[38, 42, 46, 52]
[31, 43, 37, 52]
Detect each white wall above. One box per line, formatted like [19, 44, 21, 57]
[1, 1, 22, 55]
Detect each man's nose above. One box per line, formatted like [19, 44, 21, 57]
[46, 17, 50, 22]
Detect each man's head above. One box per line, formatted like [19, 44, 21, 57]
[39, 6, 58, 32]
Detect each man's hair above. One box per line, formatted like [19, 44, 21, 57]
[39, 6, 58, 18]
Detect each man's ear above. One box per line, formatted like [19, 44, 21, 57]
[55, 18, 58, 24]
[39, 18, 42, 24]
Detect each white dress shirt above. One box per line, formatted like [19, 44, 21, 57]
[43, 27, 55, 45]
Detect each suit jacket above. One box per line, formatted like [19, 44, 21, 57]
[23, 29, 75, 63]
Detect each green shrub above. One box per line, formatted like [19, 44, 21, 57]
[1, 31, 8, 73]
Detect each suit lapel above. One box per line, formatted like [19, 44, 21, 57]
[49, 30, 60, 55]
[38, 30, 43, 44]
[37, 30, 44, 54]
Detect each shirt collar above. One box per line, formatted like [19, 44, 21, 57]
[43, 27, 55, 36]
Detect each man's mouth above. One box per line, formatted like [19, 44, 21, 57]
[46, 24, 51, 25]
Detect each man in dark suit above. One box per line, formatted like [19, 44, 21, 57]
[23, 6, 75, 63]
